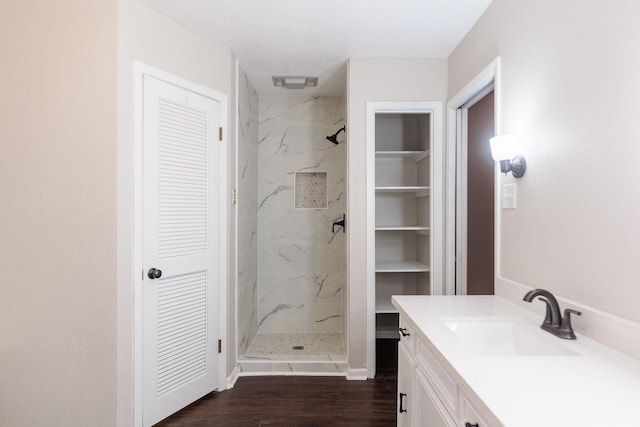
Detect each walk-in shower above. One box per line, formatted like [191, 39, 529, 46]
[237, 70, 347, 374]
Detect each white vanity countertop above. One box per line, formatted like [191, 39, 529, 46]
[392, 295, 640, 427]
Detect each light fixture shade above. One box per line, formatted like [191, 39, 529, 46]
[283, 77, 307, 89]
[272, 76, 318, 90]
[489, 135, 519, 161]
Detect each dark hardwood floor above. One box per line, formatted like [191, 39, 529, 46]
[154, 339, 399, 427]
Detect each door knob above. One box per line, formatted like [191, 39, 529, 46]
[147, 268, 162, 279]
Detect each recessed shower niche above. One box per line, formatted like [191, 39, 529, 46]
[295, 172, 327, 209]
[236, 71, 347, 375]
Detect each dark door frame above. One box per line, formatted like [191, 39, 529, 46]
[445, 58, 501, 295]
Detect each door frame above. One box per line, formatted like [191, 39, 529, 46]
[445, 58, 501, 296]
[133, 62, 228, 426]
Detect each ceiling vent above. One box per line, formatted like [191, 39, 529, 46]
[272, 76, 318, 90]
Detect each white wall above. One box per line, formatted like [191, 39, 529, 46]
[449, 1, 640, 325]
[347, 58, 448, 373]
[0, 1, 117, 426]
[117, 1, 235, 424]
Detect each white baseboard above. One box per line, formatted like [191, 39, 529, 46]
[346, 368, 368, 381]
[226, 366, 240, 389]
[238, 371, 347, 377]
[496, 277, 640, 361]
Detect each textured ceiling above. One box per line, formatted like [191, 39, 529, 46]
[141, 0, 493, 96]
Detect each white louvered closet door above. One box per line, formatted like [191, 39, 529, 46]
[142, 75, 220, 427]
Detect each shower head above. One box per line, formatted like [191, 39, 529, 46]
[326, 126, 346, 145]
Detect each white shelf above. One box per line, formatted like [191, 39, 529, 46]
[375, 186, 430, 194]
[375, 226, 430, 232]
[376, 329, 400, 340]
[375, 150, 429, 161]
[375, 295, 398, 314]
[376, 260, 431, 273]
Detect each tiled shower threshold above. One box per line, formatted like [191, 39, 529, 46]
[238, 332, 348, 375]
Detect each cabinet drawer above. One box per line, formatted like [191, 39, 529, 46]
[417, 339, 457, 414]
[459, 394, 490, 427]
[398, 318, 415, 352]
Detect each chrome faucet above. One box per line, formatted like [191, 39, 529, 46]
[523, 289, 581, 340]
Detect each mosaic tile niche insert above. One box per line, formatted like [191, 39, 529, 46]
[295, 172, 327, 209]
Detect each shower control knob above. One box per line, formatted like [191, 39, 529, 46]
[147, 268, 162, 280]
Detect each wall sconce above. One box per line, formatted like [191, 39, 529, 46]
[489, 135, 526, 178]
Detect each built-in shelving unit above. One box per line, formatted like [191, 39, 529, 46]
[373, 111, 432, 340]
[365, 101, 443, 377]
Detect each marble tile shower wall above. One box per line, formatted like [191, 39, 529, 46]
[237, 70, 259, 356]
[257, 96, 345, 334]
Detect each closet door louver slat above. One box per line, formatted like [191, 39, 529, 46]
[158, 98, 209, 259]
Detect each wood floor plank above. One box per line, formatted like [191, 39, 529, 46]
[154, 340, 399, 426]
[154, 375, 396, 426]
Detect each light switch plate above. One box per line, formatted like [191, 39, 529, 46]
[502, 183, 517, 209]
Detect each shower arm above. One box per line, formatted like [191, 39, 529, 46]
[326, 126, 346, 145]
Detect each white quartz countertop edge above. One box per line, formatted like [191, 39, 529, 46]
[391, 295, 640, 427]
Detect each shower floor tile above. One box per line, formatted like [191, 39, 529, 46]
[244, 332, 345, 358]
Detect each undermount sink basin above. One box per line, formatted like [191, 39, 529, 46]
[443, 318, 577, 357]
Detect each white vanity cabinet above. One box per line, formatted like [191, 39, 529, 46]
[397, 341, 415, 427]
[394, 295, 640, 426]
[459, 395, 489, 427]
[415, 370, 456, 427]
[397, 317, 494, 427]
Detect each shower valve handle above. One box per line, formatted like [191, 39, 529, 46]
[332, 214, 346, 233]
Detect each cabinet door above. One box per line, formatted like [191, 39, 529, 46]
[397, 343, 415, 427]
[415, 372, 457, 427]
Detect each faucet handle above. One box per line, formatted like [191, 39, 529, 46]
[560, 308, 582, 340]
